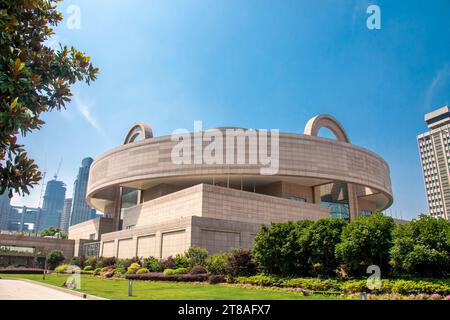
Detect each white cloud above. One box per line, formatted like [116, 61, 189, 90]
[74, 95, 107, 140]
[425, 64, 450, 110]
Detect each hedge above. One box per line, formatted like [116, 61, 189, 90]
[233, 275, 450, 295]
[126, 272, 208, 282]
[163, 267, 189, 275]
[0, 268, 45, 274]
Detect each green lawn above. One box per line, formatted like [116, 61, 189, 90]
[0, 274, 338, 300]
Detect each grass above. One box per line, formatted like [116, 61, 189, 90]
[0, 273, 339, 300]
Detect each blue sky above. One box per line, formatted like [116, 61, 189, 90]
[11, 0, 450, 220]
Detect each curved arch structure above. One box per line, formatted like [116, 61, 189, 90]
[304, 114, 350, 142]
[123, 122, 153, 144]
[73, 115, 393, 259]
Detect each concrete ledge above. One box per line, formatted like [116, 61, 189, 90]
[1, 277, 108, 300]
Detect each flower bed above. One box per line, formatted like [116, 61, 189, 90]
[345, 293, 450, 300]
[0, 268, 45, 274]
[126, 272, 208, 282]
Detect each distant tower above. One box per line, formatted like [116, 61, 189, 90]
[0, 190, 11, 230]
[39, 179, 66, 231]
[70, 157, 96, 226]
[417, 105, 450, 220]
[60, 198, 73, 232]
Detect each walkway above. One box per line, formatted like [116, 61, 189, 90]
[0, 279, 84, 300]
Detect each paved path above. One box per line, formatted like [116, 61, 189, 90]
[0, 279, 84, 300]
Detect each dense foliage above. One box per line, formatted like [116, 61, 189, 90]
[335, 212, 395, 276]
[204, 252, 230, 275]
[46, 250, 65, 269]
[126, 272, 209, 282]
[142, 256, 163, 272]
[0, 267, 44, 274]
[307, 218, 347, 275]
[233, 275, 450, 296]
[39, 227, 67, 239]
[185, 247, 208, 267]
[0, 0, 99, 197]
[252, 221, 313, 275]
[390, 215, 450, 277]
[226, 249, 257, 277]
[253, 219, 344, 276]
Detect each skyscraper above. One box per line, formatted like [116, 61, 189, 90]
[39, 179, 66, 231]
[417, 105, 450, 220]
[70, 157, 96, 226]
[60, 198, 73, 232]
[0, 190, 11, 230]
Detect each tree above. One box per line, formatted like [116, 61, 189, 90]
[47, 249, 65, 269]
[335, 211, 394, 276]
[252, 220, 313, 276]
[307, 218, 347, 275]
[39, 226, 67, 239]
[226, 248, 257, 277]
[0, 0, 99, 197]
[390, 215, 450, 277]
[185, 246, 208, 267]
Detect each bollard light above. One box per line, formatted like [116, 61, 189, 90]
[128, 279, 133, 297]
[360, 292, 367, 300]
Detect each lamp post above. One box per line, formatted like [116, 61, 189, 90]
[42, 251, 47, 280]
[128, 279, 133, 297]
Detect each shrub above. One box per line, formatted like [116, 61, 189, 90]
[390, 215, 450, 277]
[0, 268, 45, 274]
[142, 257, 163, 272]
[341, 279, 450, 296]
[185, 247, 208, 267]
[114, 267, 126, 275]
[54, 264, 69, 273]
[390, 280, 450, 295]
[208, 274, 226, 284]
[335, 212, 394, 276]
[100, 266, 114, 276]
[83, 265, 94, 271]
[205, 253, 230, 275]
[341, 279, 367, 293]
[103, 270, 115, 278]
[47, 250, 65, 270]
[136, 268, 149, 274]
[252, 221, 313, 276]
[69, 256, 86, 268]
[96, 256, 116, 268]
[116, 257, 141, 269]
[164, 267, 189, 275]
[126, 272, 208, 282]
[227, 249, 257, 277]
[93, 267, 102, 276]
[161, 256, 175, 270]
[84, 256, 97, 268]
[281, 278, 342, 292]
[127, 262, 141, 274]
[172, 254, 190, 269]
[190, 265, 207, 274]
[307, 218, 347, 275]
[235, 275, 282, 287]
